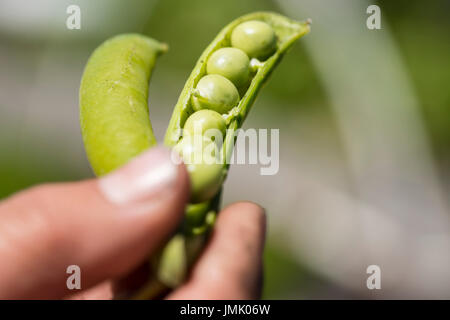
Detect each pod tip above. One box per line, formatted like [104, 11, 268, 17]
[160, 42, 169, 53]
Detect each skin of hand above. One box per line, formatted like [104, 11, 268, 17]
[0, 147, 265, 300]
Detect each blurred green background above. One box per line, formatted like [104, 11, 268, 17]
[0, 0, 449, 298]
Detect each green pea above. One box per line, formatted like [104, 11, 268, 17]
[174, 136, 224, 203]
[183, 109, 226, 138]
[187, 161, 224, 203]
[231, 20, 277, 60]
[191, 74, 240, 114]
[157, 234, 186, 288]
[185, 201, 211, 227]
[206, 47, 251, 89]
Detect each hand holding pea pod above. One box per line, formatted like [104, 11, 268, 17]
[79, 12, 310, 298]
[0, 145, 267, 299]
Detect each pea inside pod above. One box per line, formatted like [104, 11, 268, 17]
[231, 20, 277, 60]
[191, 74, 240, 114]
[174, 135, 224, 203]
[206, 47, 251, 89]
[183, 109, 227, 137]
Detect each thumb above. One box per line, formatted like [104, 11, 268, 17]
[0, 146, 189, 299]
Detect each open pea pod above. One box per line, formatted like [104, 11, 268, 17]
[133, 12, 310, 299]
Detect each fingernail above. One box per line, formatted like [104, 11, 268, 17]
[98, 147, 179, 205]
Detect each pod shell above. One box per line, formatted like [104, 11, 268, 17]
[80, 34, 167, 176]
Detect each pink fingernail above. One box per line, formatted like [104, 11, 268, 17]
[98, 147, 178, 205]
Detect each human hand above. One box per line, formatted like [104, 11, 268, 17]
[0, 147, 265, 299]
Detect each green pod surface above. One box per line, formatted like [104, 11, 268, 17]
[80, 34, 167, 176]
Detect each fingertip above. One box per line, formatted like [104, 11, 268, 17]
[223, 200, 265, 213]
[218, 201, 266, 245]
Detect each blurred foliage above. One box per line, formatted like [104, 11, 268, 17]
[263, 243, 321, 299]
[382, 1, 450, 157]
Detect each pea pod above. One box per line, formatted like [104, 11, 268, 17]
[135, 12, 310, 298]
